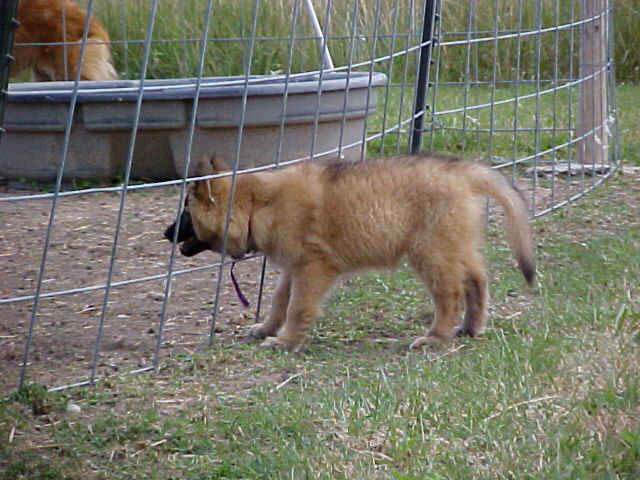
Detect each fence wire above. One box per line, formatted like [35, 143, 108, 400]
[0, 0, 618, 394]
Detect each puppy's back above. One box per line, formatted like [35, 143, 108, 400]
[314, 156, 466, 269]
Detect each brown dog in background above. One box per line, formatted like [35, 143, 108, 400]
[11, 0, 118, 81]
[168, 153, 536, 352]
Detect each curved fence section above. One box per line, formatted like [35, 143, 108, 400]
[0, 0, 617, 393]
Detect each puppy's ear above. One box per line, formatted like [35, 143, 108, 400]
[194, 155, 214, 177]
[210, 155, 230, 173]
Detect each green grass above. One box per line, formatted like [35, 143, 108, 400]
[368, 80, 625, 171]
[616, 83, 640, 165]
[1, 83, 639, 477]
[93, 0, 423, 80]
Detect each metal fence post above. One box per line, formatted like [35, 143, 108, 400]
[411, 0, 438, 154]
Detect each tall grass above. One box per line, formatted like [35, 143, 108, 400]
[93, 0, 422, 80]
[89, 0, 640, 82]
[434, 0, 638, 83]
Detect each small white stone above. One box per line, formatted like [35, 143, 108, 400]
[67, 402, 82, 415]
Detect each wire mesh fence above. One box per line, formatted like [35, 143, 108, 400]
[0, 0, 618, 394]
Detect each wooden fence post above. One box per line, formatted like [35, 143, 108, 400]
[578, 0, 609, 165]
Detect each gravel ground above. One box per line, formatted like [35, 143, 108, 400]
[0, 185, 280, 394]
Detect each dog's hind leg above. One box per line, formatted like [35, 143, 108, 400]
[408, 252, 464, 349]
[249, 272, 291, 340]
[261, 263, 338, 352]
[456, 255, 489, 338]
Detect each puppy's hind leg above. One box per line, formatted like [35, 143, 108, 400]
[408, 252, 464, 349]
[456, 256, 489, 338]
[261, 263, 337, 352]
[249, 272, 291, 340]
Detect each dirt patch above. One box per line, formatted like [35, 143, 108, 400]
[0, 185, 280, 394]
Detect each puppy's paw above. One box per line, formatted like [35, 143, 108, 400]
[454, 325, 485, 338]
[409, 334, 448, 350]
[260, 336, 301, 353]
[454, 326, 472, 338]
[248, 322, 275, 340]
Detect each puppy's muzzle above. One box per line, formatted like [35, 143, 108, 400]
[164, 210, 195, 243]
[164, 210, 210, 257]
[179, 238, 211, 257]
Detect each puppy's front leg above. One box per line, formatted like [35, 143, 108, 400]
[261, 263, 337, 352]
[249, 272, 291, 340]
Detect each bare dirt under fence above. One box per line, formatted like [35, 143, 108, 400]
[0, 185, 280, 394]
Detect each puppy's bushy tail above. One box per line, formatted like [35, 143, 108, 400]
[467, 163, 536, 285]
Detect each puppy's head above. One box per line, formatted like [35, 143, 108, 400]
[164, 155, 254, 260]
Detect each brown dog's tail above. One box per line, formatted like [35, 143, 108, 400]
[467, 163, 536, 285]
[80, 33, 119, 81]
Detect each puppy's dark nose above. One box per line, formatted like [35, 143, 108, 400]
[164, 210, 195, 243]
[164, 222, 176, 242]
